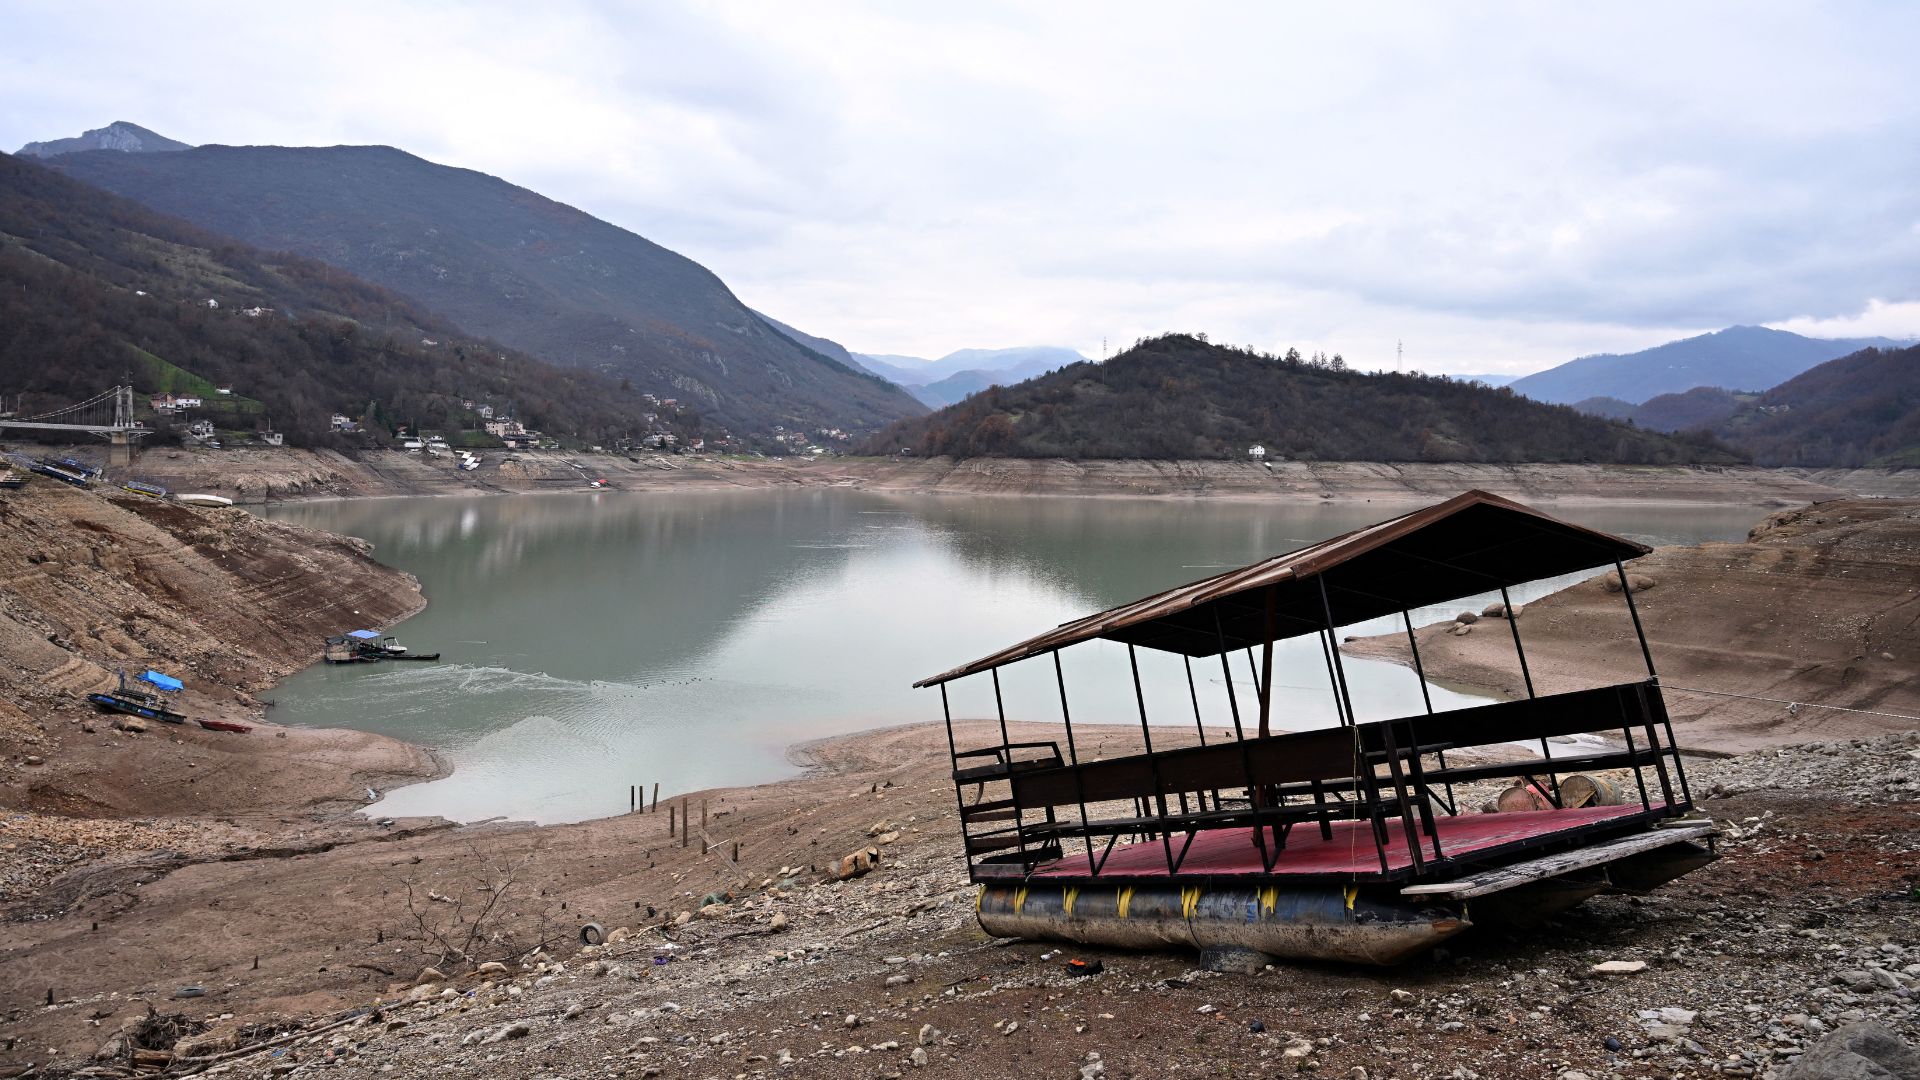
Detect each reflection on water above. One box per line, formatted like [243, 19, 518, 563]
[265, 492, 1759, 823]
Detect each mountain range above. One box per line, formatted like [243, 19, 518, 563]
[1506, 325, 1908, 405]
[863, 334, 1734, 464]
[0, 152, 657, 446]
[753, 316, 1089, 408]
[36, 130, 923, 436]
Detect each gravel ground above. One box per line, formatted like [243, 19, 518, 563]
[12, 731, 1914, 1080]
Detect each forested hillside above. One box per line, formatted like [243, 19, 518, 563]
[46, 141, 925, 435]
[862, 334, 1739, 464]
[0, 152, 661, 446]
[1711, 345, 1920, 467]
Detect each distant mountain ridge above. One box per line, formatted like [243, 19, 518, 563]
[16, 121, 192, 158]
[42, 130, 924, 436]
[1508, 325, 1909, 405]
[862, 333, 1735, 464]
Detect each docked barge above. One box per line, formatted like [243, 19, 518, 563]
[916, 490, 1714, 968]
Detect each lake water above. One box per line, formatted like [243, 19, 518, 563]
[264, 492, 1761, 823]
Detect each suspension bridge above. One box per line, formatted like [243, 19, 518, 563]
[0, 386, 152, 465]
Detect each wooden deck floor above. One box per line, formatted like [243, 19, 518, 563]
[1025, 802, 1658, 880]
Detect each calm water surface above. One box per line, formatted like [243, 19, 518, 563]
[264, 492, 1760, 823]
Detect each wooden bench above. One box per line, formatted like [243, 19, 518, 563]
[1357, 681, 1678, 812]
[1005, 726, 1429, 874]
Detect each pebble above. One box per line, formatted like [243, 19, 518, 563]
[1589, 960, 1646, 976]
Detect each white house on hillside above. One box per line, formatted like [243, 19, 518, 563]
[1248, 444, 1267, 460]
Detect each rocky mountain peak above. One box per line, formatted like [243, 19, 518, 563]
[16, 121, 193, 158]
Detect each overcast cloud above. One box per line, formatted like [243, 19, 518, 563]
[3, 1, 1916, 374]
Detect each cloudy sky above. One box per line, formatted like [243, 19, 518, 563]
[4, 2, 1917, 374]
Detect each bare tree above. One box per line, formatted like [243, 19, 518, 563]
[394, 845, 564, 971]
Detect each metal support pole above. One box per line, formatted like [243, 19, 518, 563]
[1403, 610, 1455, 815]
[941, 684, 978, 869]
[990, 669, 1012, 753]
[1128, 644, 1179, 875]
[1499, 586, 1537, 699]
[1214, 608, 1270, 868]
[1318, 576, 1393, 869]
[1055, 650, 1099, 875]
[1257, 587, 1278, 738]
[1616, 561, 1659, 679]
[1500, 585, 1560, 807]
[1184, 655, 1206, 746]
[1316, 575, 1359, 729]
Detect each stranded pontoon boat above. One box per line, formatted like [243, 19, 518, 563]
[89, 669, 189, 725]
[917, 490, 1713, 968]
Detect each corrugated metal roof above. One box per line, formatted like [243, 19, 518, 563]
[913, 489, 1649, 687]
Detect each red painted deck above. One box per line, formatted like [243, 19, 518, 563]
[1028, 803, 1660, 879]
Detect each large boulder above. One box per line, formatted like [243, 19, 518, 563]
[1780, 1021, 1920, 1079]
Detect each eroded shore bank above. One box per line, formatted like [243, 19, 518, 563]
[0, 481, 444, 902]
[1345, 498, 1920, 754]
[82, 444, 1920, 504]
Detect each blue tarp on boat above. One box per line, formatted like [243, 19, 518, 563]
[347, 630, 381, 640]
[138, 670, 184, 692]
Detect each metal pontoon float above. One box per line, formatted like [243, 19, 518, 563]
[916, 490, 1713, 968]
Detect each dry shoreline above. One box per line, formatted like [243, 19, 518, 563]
[4, 457, 1919, 1073]
[1343, 498, 1920, 754]
[70, 443, 1920, 505]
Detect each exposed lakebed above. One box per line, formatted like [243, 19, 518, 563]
[265, 492, 1759, 823]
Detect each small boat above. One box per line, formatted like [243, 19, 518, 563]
[89, 669, 189, 724]
[123, 479, 170, 498]
[31, 460, 90, 487]
[176, 493, 234, 508]
[89, 691, 187, 723]
[326, 630, 439, 663]
[324, 634, 380, 663]
[0, 468, 25, 488]
[197, 719, 252, 734]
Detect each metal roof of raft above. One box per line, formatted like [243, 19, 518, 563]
[915, 489, 1650, 687]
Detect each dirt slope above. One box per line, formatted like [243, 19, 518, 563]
[1345, 499, 1920, 752]
[0, 481, 437, 819]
